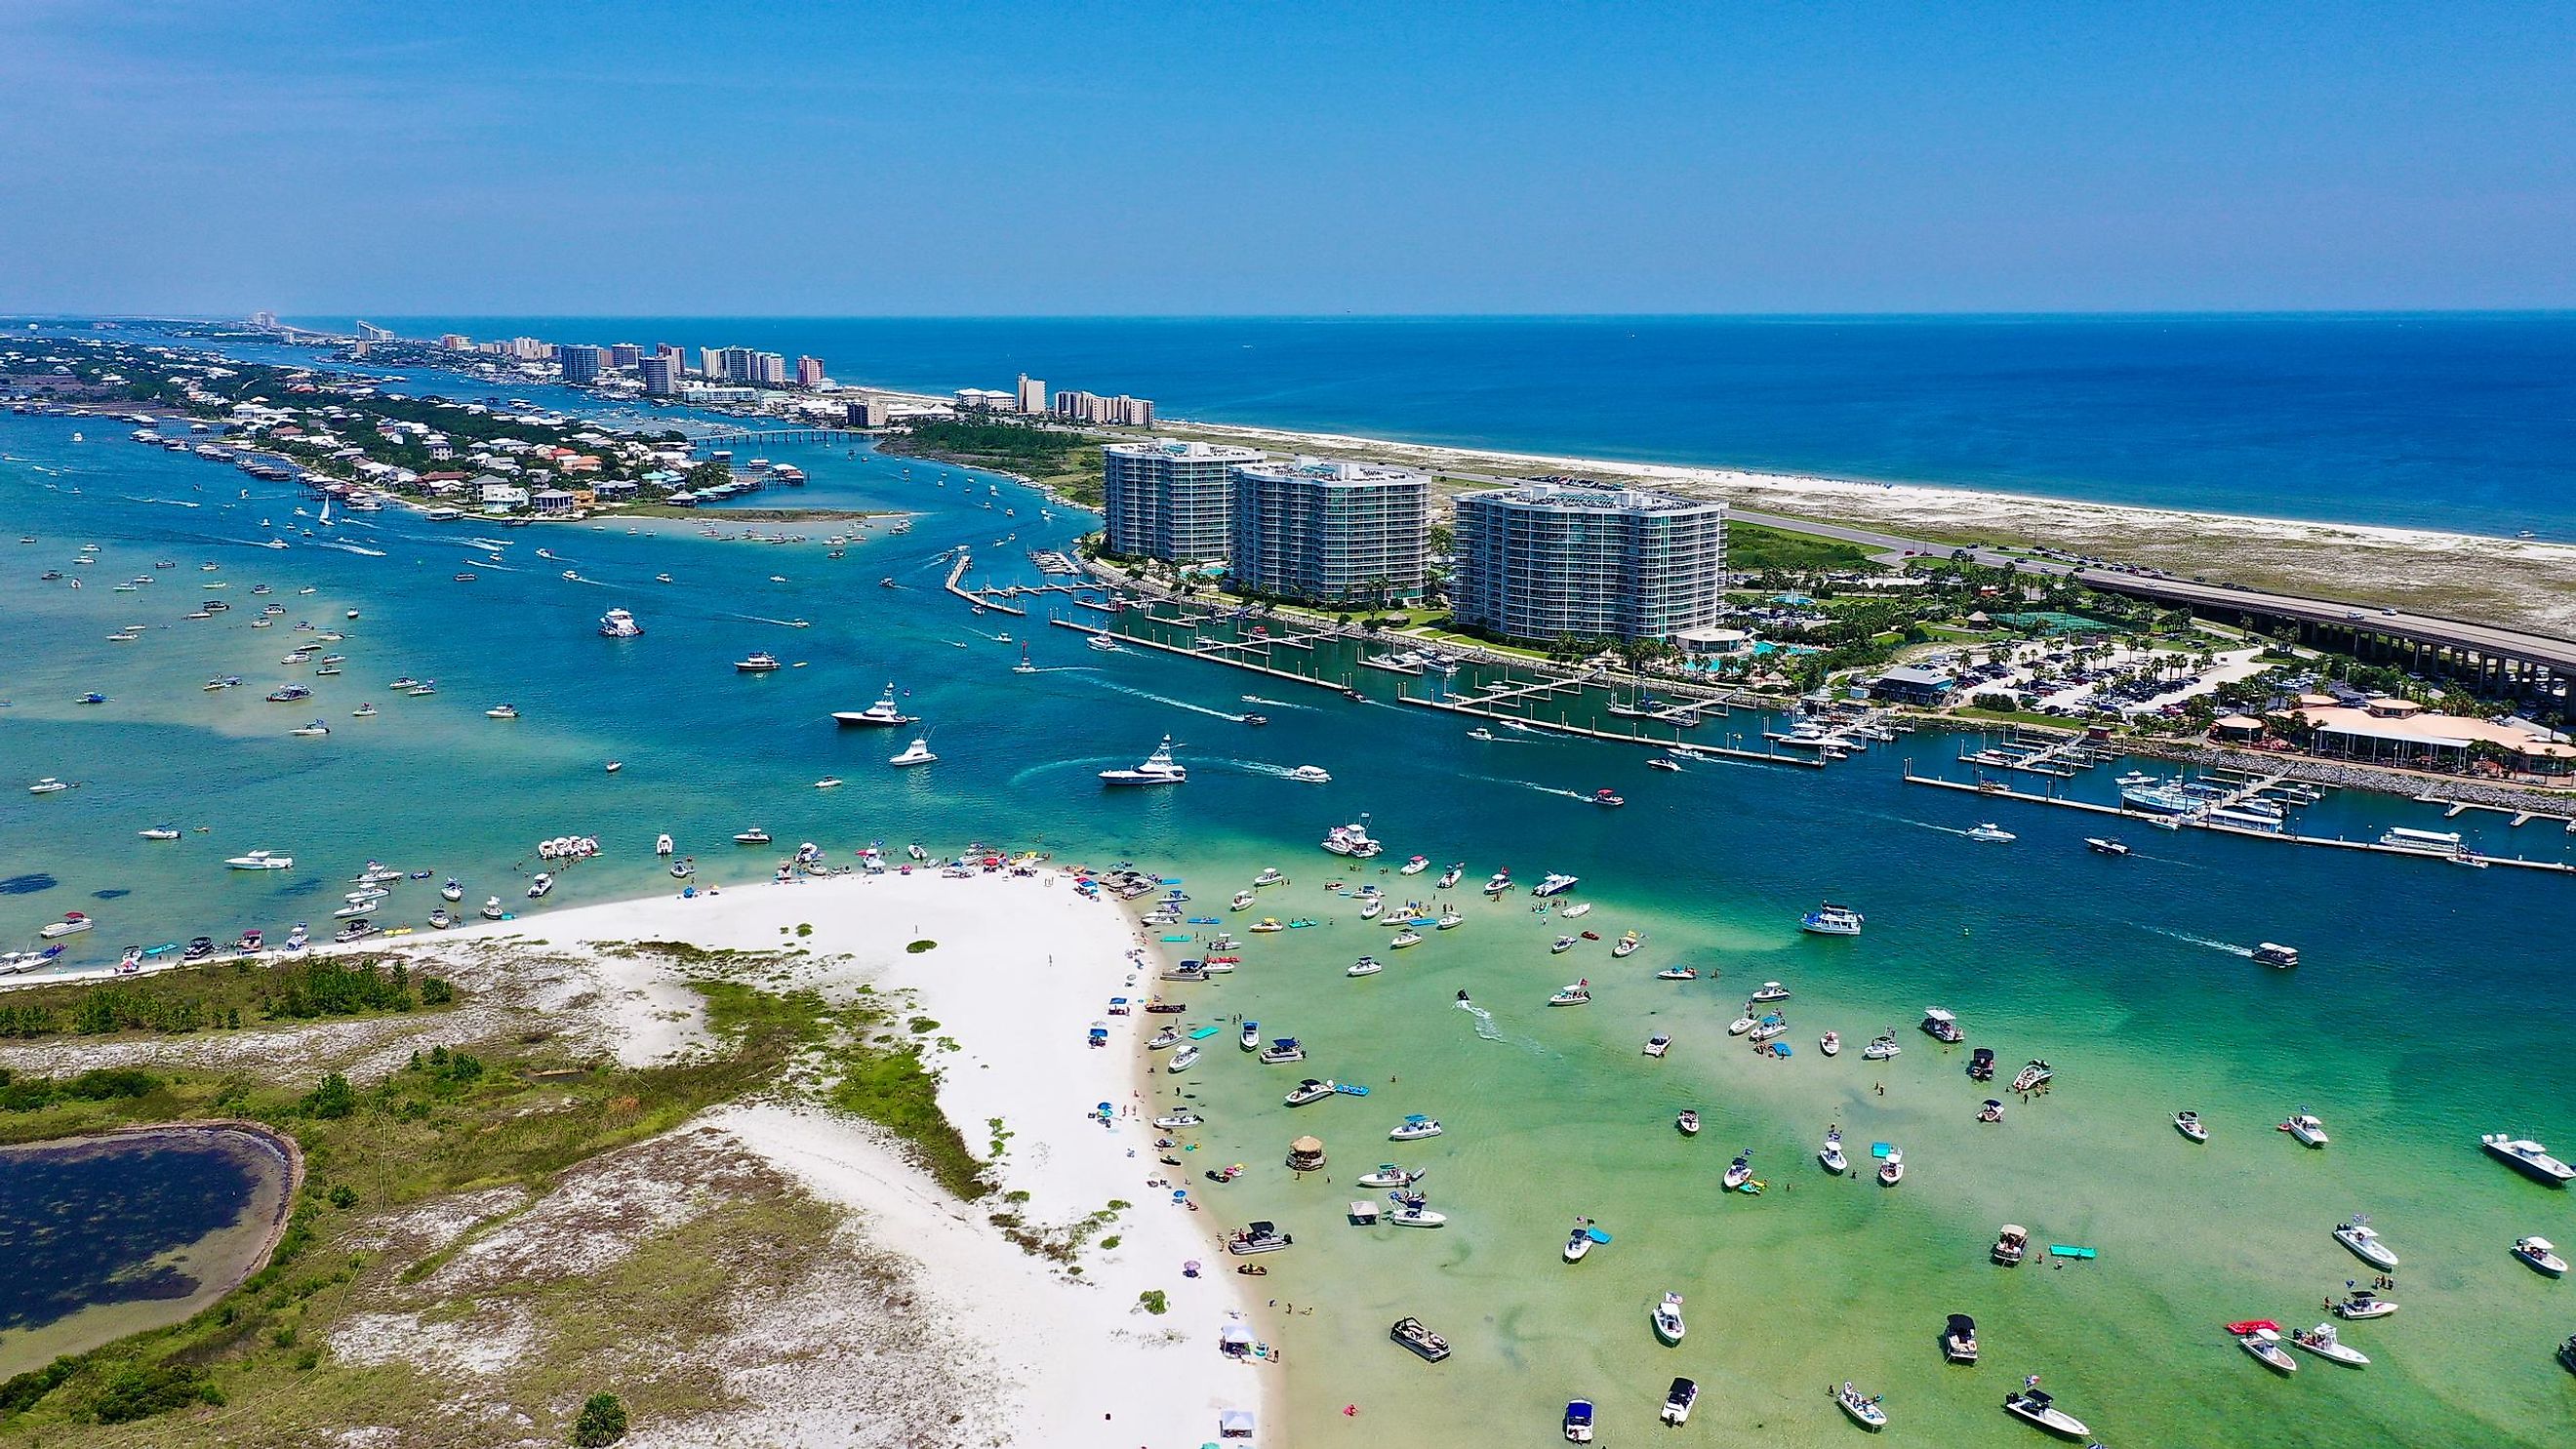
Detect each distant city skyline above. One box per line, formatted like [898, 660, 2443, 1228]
[5, 5, 2571, 316]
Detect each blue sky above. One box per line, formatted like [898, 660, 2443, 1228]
[3, 3, 2570, 315]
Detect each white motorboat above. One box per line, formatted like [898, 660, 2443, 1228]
[655, 834, 674, 857]
[1147, 1027, 1181, 1051]
[598, 608, 642, 638]
[1252, 867, 1285, 887]
[1288, 765, 1331, 784]
[1358, 1164, 1424, 1188]
[2513, 1235, 2568, 1276]
[1642, 1033, 1671, 1058]
[1389, 1114, 1442, 1141]
[889, 737, 938, 766]
[1749, 981, 1791, 1003]
[1563, 1227, 1593, 1263]
[2000, 1389, 2086, 1438]
[735, 652, 782, 672]
[1820, 1030, 1840, 1056]
[1727, 1015, 1756, 1036]
[2288, 1323, 2369, 1368]
[481, 897, 505, 920]
[2331, 1291, 2397, 1320]
[1151, 1111, 1202, 1129]
[1611, 931, 1640, 957]
[1659, 1380, 1697, 1428]
[832, 685, 919, 727]
[1724, 1151, 1754, 1190]
[1085, 632, 1124, 653]
[1167, 1045, 1201, 1072]
[138, 825, 181, 840]
[1550, 935, 1577, 954]
[1943, 1313, 1979, 1364]
[1358, 897, 1384, 920]
[1963, 823, 2017, 843]
[39, 912, 94, 939]
[1482, 870, 1513, 895]
[1258, 1037, 1306, 1064]
[1651, 1291, 1686, 1345]
[2334, 1217, 2398, 1270]
[2479, 1133, 2576, 1186]
[527, 872, 553, 899]
[2252, 942, 2300, 968]
[1862, 1032, 1901, 1060]
[2008, 1059, 2052, 1092]
[2085, 836, 2132, 856]
[1100, 736, 1186, 785]
[485, 704, 519, 719]
[1389, 930, 1423, 948]
[1347, 956, 1383, 977]
[1532, 871, 1579, 898]
[1436, 864, 1464, 888]
[1548, 980, 1591, 1006]
[1283, 1078, 1336, 1107]
[1399, 855, 1429, 875]
[289, 719, 331, 736]
[1559, 901, 1591, 919]
[27, 778, 74, 794]
[1676, 1109, 1700, 1136]
[1321, 817, 1383, 857]
[2285, 1110, 2330, 1147]
[225, 850, 294, 870]
[1820, 1130, 1848, 1174]
[1836, 1383, 1888, 1430]
[1655, 966, 1698, 981]
[1434, 907, 1464, 930]
[2236, 1324, 2298, 1375]
[1877, 1147, 1905, 1186]
[1800, 902, 1864, 935]
[1389, 1202, 1446, 1228]
[2175, 1109, 2209, 1143]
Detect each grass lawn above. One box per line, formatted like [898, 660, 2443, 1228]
[1727, 520, 1882, 572]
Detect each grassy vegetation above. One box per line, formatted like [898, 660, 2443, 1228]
[0, 947, 1002, 1438]
[1726, 520, 1881, 572]
[878, 418, 1106, 505]
[0, 956, 459, 1041]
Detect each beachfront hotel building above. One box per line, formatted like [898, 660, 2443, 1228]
[1228, 458, 1430, 606]
[1451, 482, 1727, 642]
[1102, 438, 1264, 563]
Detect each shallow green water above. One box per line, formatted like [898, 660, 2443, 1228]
[3, 343, 2572, 1443]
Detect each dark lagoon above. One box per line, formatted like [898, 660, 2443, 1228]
[0, 1126, 296, 1377]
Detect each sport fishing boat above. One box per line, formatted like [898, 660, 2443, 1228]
[1651, 1292, 1686, 1345]
[2283, 1110, 2331, 1147]
[832, 685, 918, 727]
[2175, 1109, 2210, 1143]
[1483, 870, 1514, 896]
[1532, 872, 1579, 898]
[1836, 1381, 1890, 1432]
[225, 850, 294, 870]
[2233, 1322, 2298, 1375]
[597, 608, 642, 638]
[2333, 1217, 2399, 1270]
[1819, 1129, 1848, 1174]
[481, 897, 506, 921]
[2513, 1235, 2568, 1276]
[2001, 1389, 2088, 1438]
[2479, 1133, 2575, 1186]
[1801, 902, 1864, 936]
[889, 737, 938, 766]
[1099, 736, 1186, 785]
[1321, 817, 1383, 857]
[2288, 1322, 2369, 1368]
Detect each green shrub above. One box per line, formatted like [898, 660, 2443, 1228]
[905, 940, 936, 954]
[90, 1363, 221, 1424]
[1137, 1290, 1168, 1315]
[572, 1391, 628, 1445]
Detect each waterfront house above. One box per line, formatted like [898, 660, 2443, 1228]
[1872, 664, 1958, 705]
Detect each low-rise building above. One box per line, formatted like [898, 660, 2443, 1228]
[2294, 700, 2575, 775]
[1872, 664, 1958, 705]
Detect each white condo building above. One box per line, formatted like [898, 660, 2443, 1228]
[1451, 482, 1726, 642]
[1229, 458, 1430, 605]
[1102, 439, 1264, 563]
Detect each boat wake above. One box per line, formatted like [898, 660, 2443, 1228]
[1465, 774, 1593, 804]
[1082, 677, 1248, 724]
[1236, 761, 1319, 782]
[2147, 927, 2255, 958]
[1907, 819, 1977, 837]
[1238, 695, 1316, 713]
[1457, 1000, 1506, 1042]
[118, 495, 201, 508]
[314, 541, 387, 557]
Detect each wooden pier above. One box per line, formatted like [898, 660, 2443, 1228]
[943, 551, 1026, 617]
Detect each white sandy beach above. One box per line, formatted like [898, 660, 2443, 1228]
[3, 868, 1275, 1447]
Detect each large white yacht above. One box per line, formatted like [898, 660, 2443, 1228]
[597, 608, 642, 638]
[1100, 736, 1187, 786]
[1321, 816, 1383, 857]
[832, 684, 919, 727]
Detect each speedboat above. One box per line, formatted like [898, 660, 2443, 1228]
[428, 908, 456, 930]
[1482, 870, 1513, 896]
[1877, 1147, 1905, 1186]
[1259, 1037, 1306, 1064]
[2284, 1110, 2330, 1147]
[1647, 757, 1680, 772]
[333, 918, 378, 944]
[1591, 788, 1625, 808]
[1532, 871, 1579, 898]
[1724, 1152, 1754, 1190]
[1147, 1026, 1181, 1051]
[2085, 836, 2131, 856]
[1436, 863, 1464, 888]
[2009, 1059, 2052, 1092]
[1820, 1130, 1848, 1174]
[2234, 1322, 2298, 1375]
[1656, 966, 1698, 981]
[1167, 1045, 1201, 1072]
[1921, 1008, 1964, 1043]
[225, 850, 294, 870]
[1389, 930, 1423, 948]
[1862, 1032, 1902, 1060]
[889, 737, 937, 766]
[1559, 902, 1591, 919]
[2175, 1110, 2209, 1143]
[1676, 1109, 1701, 1136]
[1399, 855, 1429, 875]
[2479, 1133, 2575, 1186]
[1099, 736, 1186, 785]
[1548, 980, 1590, 1006]
[351, 704, 377, 717]
[527, 872, 553, 899]
[1347, 956, 1383, 977]
[1359, 897, 1385, 920]
[1749, 1013, 1787, 1043]
[1800, 902, 1864, 935]
[485, 704, 519, 719]
[139, 825, 181, 840]
[1389, 1114, 1442, 1141]
[1563, 1225, 1593, 1263]
[735, 827, 772, 845]
[1252, 867, 1285, 887]
[1837, 1383, 1888, 1430]
[1943, 1313, 1979, 1363]
[1322, 818, 1383, 857]
[1642, 1033, 1670, 1058]
[832, 685, 918, 727]
[1659, 1379, 1697, 1428]
[734, 652, 782, 672]
[1820, 1030, 1841, 1056]
[2332, 1290, 2397, 1320]
[2513, 1235, 2568, 1276]
[1550, 935, 1577, 954]
[2334, 1217, 2399, 1270]
[1993, 1224, 2030, 1266]
[1151, 1111, 1202, 1129]
[1651, 1292, 1686, 1345]
[1964, 823, 2017, 843]
[597, 608, 642, 638]
[1562, 1398, 1595, 1443]
[481, 897, 506, 921]
[1284, 1078, 1335, 1107]
[2289, 1323, 2369, 1368]
[1727, 1014, 1757, 1036]
[1389, 1198, 1446, 1228]
[1434, 906, 1464, 930]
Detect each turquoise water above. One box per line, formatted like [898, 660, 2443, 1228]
[4, 346, 2574, 1444]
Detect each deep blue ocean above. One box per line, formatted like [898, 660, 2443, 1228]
[290, 313, 2576, 540]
